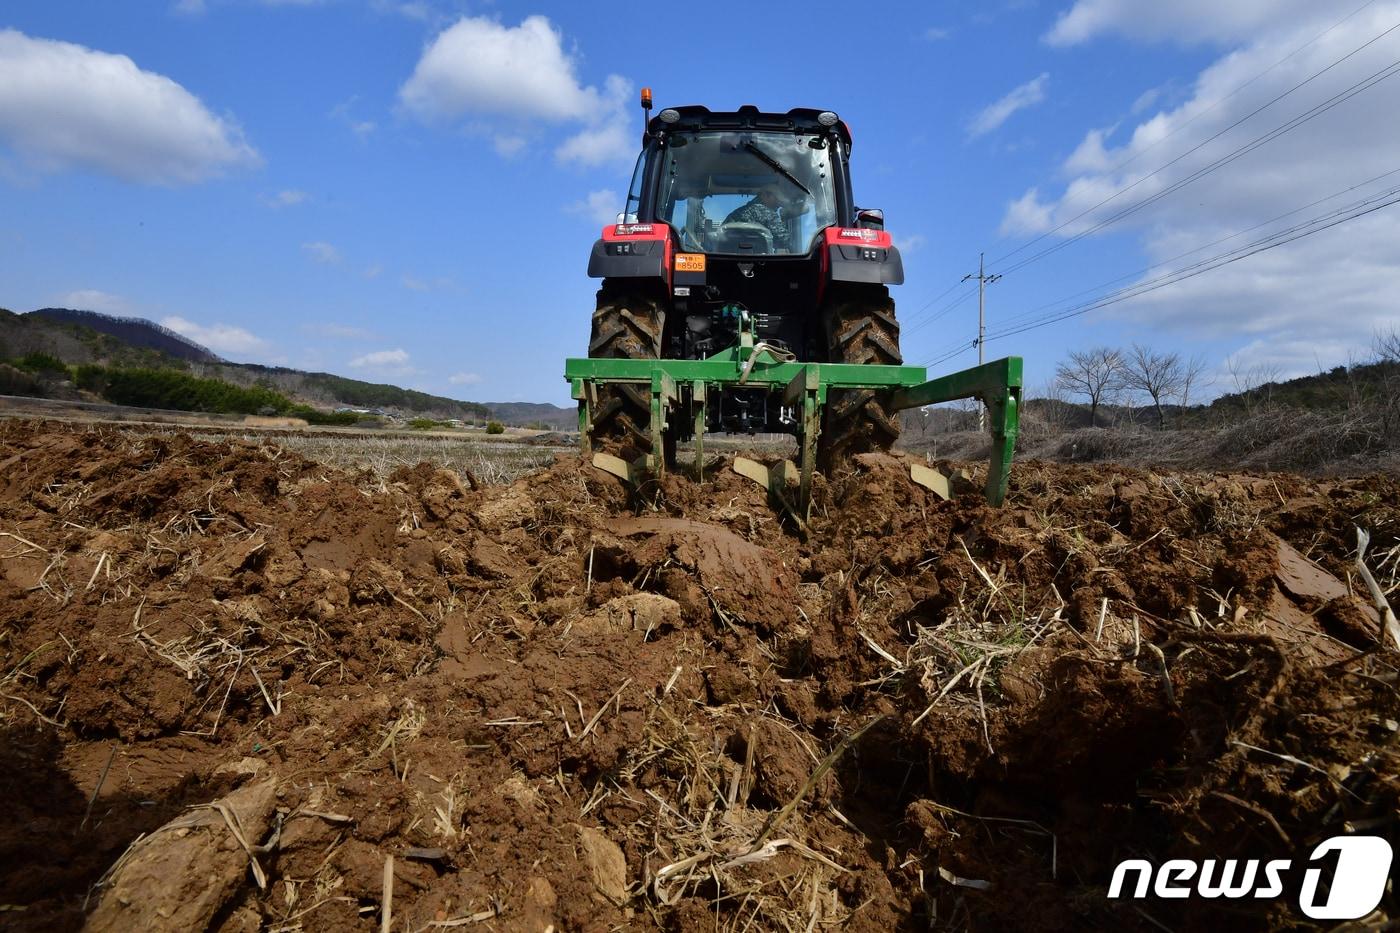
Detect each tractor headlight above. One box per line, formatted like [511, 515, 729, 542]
[658, 108, 680, 123]
[817, 111, 839, 126]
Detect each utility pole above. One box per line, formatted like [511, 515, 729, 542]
[962, 253, 1001, 430]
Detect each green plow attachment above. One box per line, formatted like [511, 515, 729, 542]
[565, 343, 1021, 513]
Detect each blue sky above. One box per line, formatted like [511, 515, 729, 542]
[2, 0, 1397, 404]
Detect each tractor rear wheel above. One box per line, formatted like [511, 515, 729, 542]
[588, 284, 665, 460]
[819, 284, 903, 470]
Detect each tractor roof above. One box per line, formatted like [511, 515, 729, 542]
[647, 105, 853, 148]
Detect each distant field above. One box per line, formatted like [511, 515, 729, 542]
[0, 394, 824, 485]
[0, 397, 573, 484]
[218, 431, 570, 483]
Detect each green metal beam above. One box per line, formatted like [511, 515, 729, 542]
[985, 389, 1019, 507]
[886, 357, 1022, 411]
[565, 354, 928, 390]
[565, 353, 1024, 507]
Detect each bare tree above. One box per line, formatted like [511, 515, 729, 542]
[906, 406, 932, 439]
[1119, 346, 1214, 427]
[1178, 353, 1210, 412]
[1374, 328, 1400, 440]
[1122, 344, 1189, 429]
[1055, 347, 1125, 427]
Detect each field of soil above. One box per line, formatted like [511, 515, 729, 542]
[0, 418, 1396, 931]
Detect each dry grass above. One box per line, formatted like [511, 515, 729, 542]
[193, 432, 569, 485]
[902, 404, 1399, 475]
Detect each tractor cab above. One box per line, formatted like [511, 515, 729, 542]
[588, 105, 902, 366]
[623, 106, 852, 258]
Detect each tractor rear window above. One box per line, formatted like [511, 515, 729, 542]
[656, 132, 837, 256]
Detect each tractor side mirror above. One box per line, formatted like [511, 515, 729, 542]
[856, 208, 885, 231]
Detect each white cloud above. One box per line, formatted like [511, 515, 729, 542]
[1221, 335, 1354, 386]
[566, 188, 621, 225]
[448, 372, 483, 385]
[1131, 87, 1161, 114]
[1063, 126, 1116, 174]
[556, 113, 632, 168]
[0, 29, 259, 185]
[968, 73, 1049, 139]
[161, 315, 268, 356]
[999, 189, 1054, 236]
[363, 263, 383, 279]
[893, 234, 927, 253]
[1045, 0, 1324, 46]
[57, 289, 129, 314]
[400, 15, 601, 121]
[401, 274, 429, 292]
[398, 15, 634, 166]
[172, 0, 207, 15]
[350, 348, 411, 370]
[302, 240, 341, 264]
[924, 26, 952, 41]
[1001, 5, 1400, 375]
[261, 188, 308, 208]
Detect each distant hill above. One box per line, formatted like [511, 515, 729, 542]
[1205, 359, 1398, 415]
[28, 308, 224, 363]
[191, 361, 494, 422]
[0, 306, 505, 423]
[0, 308, 182, 370]
[483, 401, 576, 430]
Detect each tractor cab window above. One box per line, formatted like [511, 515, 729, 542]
[621, 150, 646, 224]
[656, 131, 837, 255]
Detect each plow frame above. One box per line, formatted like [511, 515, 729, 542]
[566, 345, 1022, 509]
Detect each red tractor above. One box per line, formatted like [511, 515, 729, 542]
[585, 98, 905, 468]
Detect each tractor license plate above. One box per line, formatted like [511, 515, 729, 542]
[675, 253, 706, 272]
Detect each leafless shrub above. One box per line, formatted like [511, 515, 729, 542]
[1053, 427, 1138, 463]
[1211, 407, 1386, 470]
[1375, 326, 1400, 363]
[1224, 358, 1282, 417]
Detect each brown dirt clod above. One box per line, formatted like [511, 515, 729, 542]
[0, 419, 1395, 932]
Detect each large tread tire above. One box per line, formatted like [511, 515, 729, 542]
[588, 285, 665, 460]
[819, 285, 903, 470]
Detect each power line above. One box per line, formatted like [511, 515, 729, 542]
[896, 277, 974, 332]
[997, 51, 1400, 278]
[992, 17, 1400, 276]
[911, 11, 1400, 371]
[901, 279, 965, 323]
[988, 165, 1400, 333]
[917, 181, 1400, 365]
[994, 190, 1400, 344]
[991, 0, 1383, 264]
[904, 288, 976, 337]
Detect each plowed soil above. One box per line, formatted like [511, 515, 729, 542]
[0, 419, 1396, 931]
